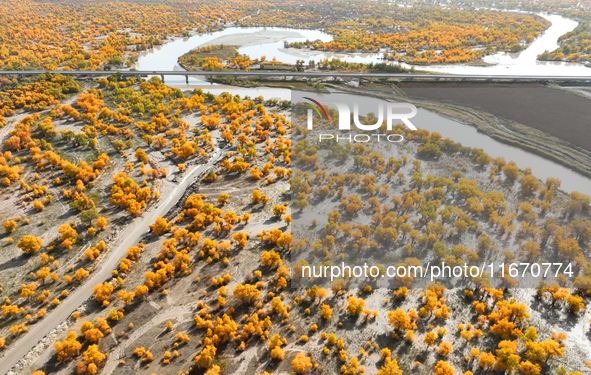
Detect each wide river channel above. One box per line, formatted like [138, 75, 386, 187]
[134, 13, 591, 195]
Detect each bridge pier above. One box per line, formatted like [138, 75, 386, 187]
[185, 75, 189, 84]
[160, 74, 164, 82]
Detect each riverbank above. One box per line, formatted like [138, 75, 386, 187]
[136, 13, 590, 76]
[133, 14, 591, 186]
[205, 77, 591, 185]
[334, 80, 591, 182]
[397, 81, 591, 177]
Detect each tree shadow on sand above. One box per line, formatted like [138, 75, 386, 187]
[0, 253, 28, 272]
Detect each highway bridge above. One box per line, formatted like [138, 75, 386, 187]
[0, 70, 591, 83]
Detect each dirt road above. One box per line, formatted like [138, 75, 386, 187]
[0, 145, 221, 375]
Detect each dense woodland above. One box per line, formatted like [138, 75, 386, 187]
[277, 4, 549, 64]
[0, 0, 555, 70]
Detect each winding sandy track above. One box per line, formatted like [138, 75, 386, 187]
[0, 145, 221, 375]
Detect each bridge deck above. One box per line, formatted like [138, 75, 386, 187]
[0, 70, 590, 82]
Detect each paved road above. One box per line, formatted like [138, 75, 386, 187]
[1, 70, 591, 82]
[0, 146, 221, 375]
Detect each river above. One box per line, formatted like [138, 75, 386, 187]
[420, 13, 590, 75]
[135, 12, 589, 80]
[133, 13, 591, 196]
[302, 91, 591, 196]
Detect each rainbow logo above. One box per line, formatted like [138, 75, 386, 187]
[303, 97, 329, 120]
